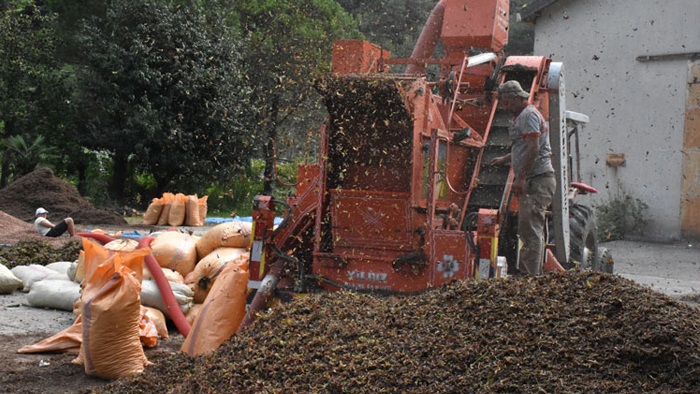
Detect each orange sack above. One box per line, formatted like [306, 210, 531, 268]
[168, 193, 187, 227]
[181, 255, 249, 357]
[198, 196, 208, 225]
[195, 221, 252, 260]
[185, 247, 248, 303]
[142, 198, 164, 225]
[150, 231, 198, 277]
[185, 194, 202, 226]
[74, 245, 151, 379]
[18, 306, 161, 354]
[185, 303, 204, 327]
[157, 192, 175, 226]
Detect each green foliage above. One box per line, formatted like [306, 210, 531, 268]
[232, 0, 359, 194]
[75, 0, 255, 201]
[595, 192, 649, 241]
[203, 159, 300, 216]
[205, 160, 263, 217]
[1, 134, 59, 176]
[0, 1, 74, 186]
[336, 0, 434, 56]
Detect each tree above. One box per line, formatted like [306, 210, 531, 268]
[75, 0, 254, 202]
[231, 0, 359, 194]
[0, 1, 73, 186]
[336, 0, 435, 57]
[1, 134, 59, 175]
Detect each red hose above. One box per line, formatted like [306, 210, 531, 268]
[138, 236, 191, 337]
[77, 232, 116, 245]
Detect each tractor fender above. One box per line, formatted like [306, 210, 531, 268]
[571, 182, 598, 194]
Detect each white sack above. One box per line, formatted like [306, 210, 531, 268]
[140, 279, 193, 317]
[0, 264, 23, 294]
[27, 279, 81, 311]
[11, 264, 66, 292]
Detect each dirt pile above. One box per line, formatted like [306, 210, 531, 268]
[0, 211, 77, 247]
[0, 167, 126, 225]
[99, 271, 700, 394]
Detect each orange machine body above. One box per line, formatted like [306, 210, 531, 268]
[250, 0, 569, 294]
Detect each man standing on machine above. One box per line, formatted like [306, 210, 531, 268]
[490, 80, 556, 276]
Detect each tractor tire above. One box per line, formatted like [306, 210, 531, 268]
[597, 246, 615, 274]
[569, 203, 600, 271]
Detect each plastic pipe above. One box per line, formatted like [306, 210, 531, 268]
[138, 236, 191, 337]
[76, 232, 116, 245]
[405, 0, 447, 75]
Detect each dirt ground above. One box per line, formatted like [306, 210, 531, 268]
[0, 221, 199, 394]
[0, 167, 207, 393]
[0, 221, 213, 394]
[1, 233, 698, 393]
[1, 168, 698, 393]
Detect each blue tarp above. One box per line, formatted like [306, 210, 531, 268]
[205, 216, 283, 225]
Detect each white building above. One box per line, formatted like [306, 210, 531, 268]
[521, 0, 700, 241]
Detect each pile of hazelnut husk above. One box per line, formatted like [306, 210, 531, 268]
[99, 271, 700, 394]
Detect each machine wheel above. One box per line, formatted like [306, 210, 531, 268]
[597, 246, 614, 274]
[569, 203, 599, 270]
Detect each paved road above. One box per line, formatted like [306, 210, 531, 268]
[604, 240, 700, 298]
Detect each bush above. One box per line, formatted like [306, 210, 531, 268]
[205, 159, 300, 218]
[595, 192, 649, 241]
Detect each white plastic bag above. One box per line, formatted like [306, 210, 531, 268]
[11, 264, 66, 292]
[46, 261, 74, 278]
[0, 264, 22, 294]
[27, 279, 81, 311]
[140, 279, 193, 317]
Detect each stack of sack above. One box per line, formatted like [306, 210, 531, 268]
[15, 220, 255, 374]
[142, 192, 208, 226]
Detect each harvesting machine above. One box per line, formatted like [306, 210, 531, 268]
[240, 0, 609, 329]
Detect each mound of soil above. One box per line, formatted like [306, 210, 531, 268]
[0, 167, 126, 225]
[100, 271, 700, 394]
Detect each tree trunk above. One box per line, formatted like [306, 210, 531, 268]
[263, 131, 276, 196]
[0, 155, 9, 188]
[263, 98, 280, 196]
[0, 119, 15, 187]
[110, 152, 128, 203]
[76, 162, 88, 196]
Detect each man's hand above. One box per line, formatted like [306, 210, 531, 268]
[490, 155, 509, 166]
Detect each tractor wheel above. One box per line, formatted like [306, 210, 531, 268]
[569, 203, 600, 271]
[597, 246, 615, 274]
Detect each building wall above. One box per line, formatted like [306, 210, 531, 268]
[529, 0, 700, 241]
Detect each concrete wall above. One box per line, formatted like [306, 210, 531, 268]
[528, 0, 700, 241]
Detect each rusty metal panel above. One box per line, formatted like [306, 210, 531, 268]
[330, 190, 412, 249]
[330, 40, 390, 75]
[681, 61, 700, 237]
[441, 0, 509, 52]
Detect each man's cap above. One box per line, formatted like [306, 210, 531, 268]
[35, 207, 48, 216]
[498, 80, 530, 98]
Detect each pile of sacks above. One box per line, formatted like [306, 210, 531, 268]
[13, 220, 253, 379]
[142, 193, 208, 227]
